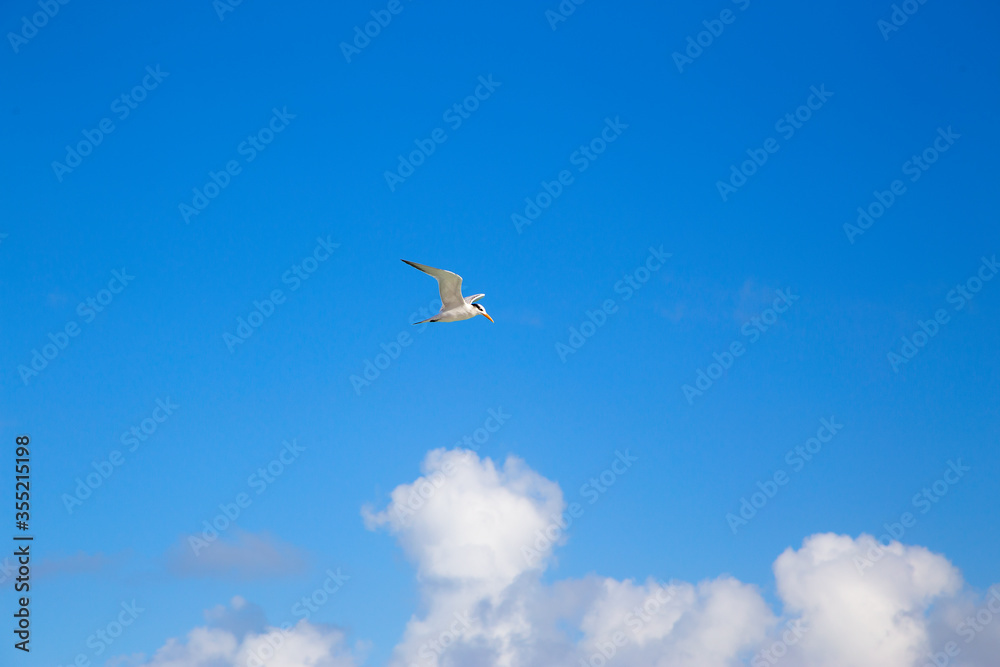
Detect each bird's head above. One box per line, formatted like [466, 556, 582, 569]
[471, 301, 494, 323]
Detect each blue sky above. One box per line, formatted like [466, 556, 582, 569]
[1, 1, 998, 666]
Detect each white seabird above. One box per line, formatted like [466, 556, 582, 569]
[402, 259, 494, 324]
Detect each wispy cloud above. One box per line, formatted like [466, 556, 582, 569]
[166, 530, 308, 580]
[35, 550, 125, 578]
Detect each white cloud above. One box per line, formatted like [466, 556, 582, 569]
[771, 533, 963, 667]
[366, 449, 775, 667]
[576, 576, 774, 667]
[122, 448, 1000, 667]
[366, 449, 1000, 667]
[116, 596, 360, 667]
[363, 448, 565, 589]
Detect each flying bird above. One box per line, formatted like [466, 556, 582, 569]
[402, 260, 494, 324]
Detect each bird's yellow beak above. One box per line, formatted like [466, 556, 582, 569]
[482, 310, 494, 323]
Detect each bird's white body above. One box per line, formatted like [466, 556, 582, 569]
[433, 300, 483, 322]
[401, 260, 493, 324]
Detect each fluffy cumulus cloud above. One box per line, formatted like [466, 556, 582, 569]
[359, 448, 773, 666]
[121, 449, 1000, 667]
[362, 448, 565, 588]
[771, 534, 962, 667]
[116, 596, 360, 667]
[365, 449, 1000, 667]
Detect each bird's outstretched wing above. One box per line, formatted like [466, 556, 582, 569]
[401, 260, 465, 310]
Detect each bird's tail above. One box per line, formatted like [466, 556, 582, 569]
[412, 316, 437, 325]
